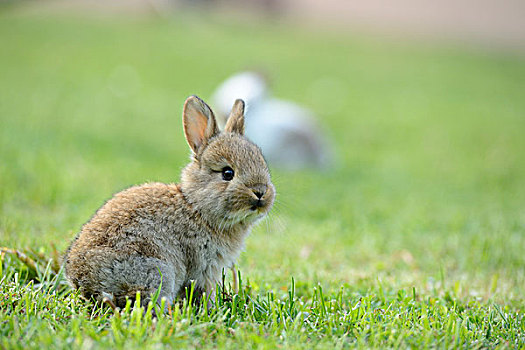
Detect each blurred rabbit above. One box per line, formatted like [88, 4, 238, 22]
[211, 71, 334, 170]
[64, 96, 275, 310]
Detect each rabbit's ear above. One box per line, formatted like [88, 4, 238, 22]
[224, 99, 245, 135]
[183, 96, 219, 154]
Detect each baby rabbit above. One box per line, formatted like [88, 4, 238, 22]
[64, 96, 275, 310]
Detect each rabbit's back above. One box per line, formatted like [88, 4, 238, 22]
[65, 183, 193, 303]
[68, 183, 187, 255]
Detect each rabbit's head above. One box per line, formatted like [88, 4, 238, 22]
[180, 96, 275, 229]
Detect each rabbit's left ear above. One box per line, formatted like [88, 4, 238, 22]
[183, 96, 219, 154]
[224, 99, 245, 135]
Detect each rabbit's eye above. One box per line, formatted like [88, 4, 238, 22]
[222, 167, 235, 181]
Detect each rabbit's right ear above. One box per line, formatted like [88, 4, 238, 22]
[183, 96, 219, 154]
[224, 99, 245, 135]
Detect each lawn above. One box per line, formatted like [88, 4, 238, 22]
[1, 5, 524, 348]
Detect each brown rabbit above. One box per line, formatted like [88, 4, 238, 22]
[64, 96, 275, 310]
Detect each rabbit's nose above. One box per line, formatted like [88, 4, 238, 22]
[251, 184, 267, 199]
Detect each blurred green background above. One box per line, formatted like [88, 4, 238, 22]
[1, 2, 524, 304]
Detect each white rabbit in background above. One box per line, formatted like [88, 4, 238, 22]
[211, 71, 334, 171]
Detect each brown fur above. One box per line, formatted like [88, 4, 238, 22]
[64, 96, 275, 309]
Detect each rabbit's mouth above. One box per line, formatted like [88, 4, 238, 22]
[249, 198, 267, 211]
[227, 199, 271, 224]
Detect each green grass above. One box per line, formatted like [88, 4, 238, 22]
[1, 5, 525, 349]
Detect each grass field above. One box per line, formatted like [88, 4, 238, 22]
[1, 5, 525, 348]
